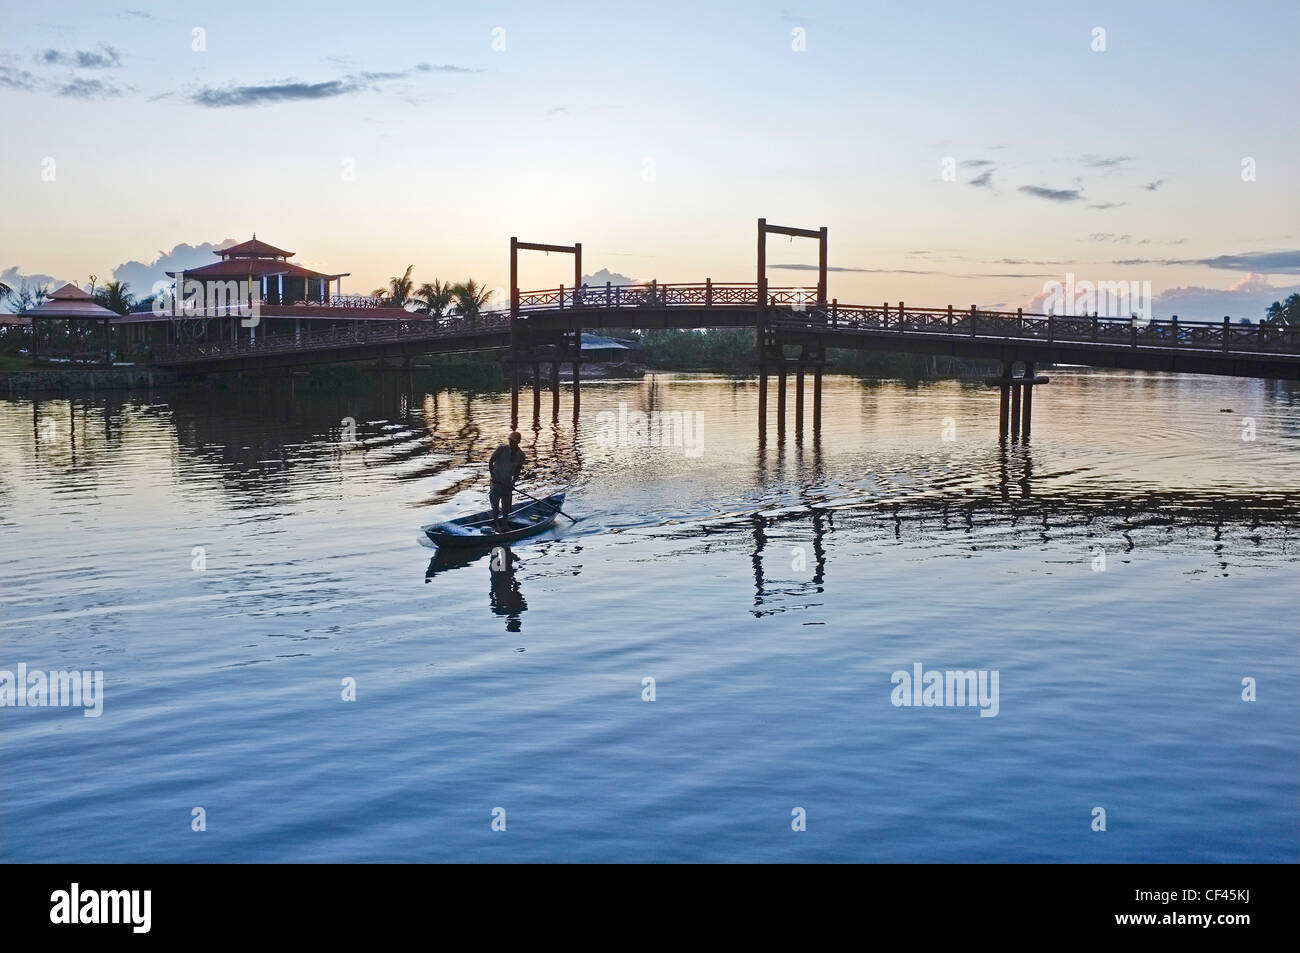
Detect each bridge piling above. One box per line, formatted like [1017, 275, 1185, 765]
[813, 366, 822, 434]
[510, 360, 519, 429]
[532, 362, 541, 426]
[1009, 376, 1022, 442]
[988, 362, 1048, 442]
[998, 375, 1010, 441]
[551, 354, 560, 420]
[1022, 361, 1035, 439]
[572, 328, 581, 423]
[795, 360, 805, 436]
[777, 361, 787, 438]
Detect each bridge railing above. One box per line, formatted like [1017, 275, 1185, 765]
[154, 309, 513, 363]
[519, 282, 814, 310]
[155, 280, 1300, 363]
[772, 302, 1300, 354]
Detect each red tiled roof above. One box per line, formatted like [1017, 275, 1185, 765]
[167, 260, 346, 280]
[217, 237, 294, 259]
[48, 282, 94, 301]
[26, 284, 121, 320]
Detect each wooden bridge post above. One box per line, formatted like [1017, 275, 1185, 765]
[532, 361, 541, 426]
[998, 364, 1010, 441]
[551, 348, 560, 421]
[795, 356, 805, 437]
[757, 218, 768, 440]
[510, 360, 519, 429]
[1021, 362, 1035, 439]
[777, 359, 787, 438]
[1009, 370, 1022, 442]
[509, 236, 519, 429]
[572, 328, 581, 423]
[812, 342, 823, 435]
[817, 226, 828, 307]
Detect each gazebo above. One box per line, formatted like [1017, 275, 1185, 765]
[25, 283, 122, 365]
[167, 235, 349, 305]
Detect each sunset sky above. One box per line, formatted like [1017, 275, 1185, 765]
[2, 0, 1298, 318]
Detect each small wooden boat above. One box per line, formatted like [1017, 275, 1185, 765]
[423, 493, 565, 548]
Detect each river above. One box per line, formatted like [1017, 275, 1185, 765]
[1, 369, 1296, 862]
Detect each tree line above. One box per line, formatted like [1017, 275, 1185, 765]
[370, 266, 495, 318]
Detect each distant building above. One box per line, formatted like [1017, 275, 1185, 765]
[580, 333, 643, 363]
[111, 235, 418, 356]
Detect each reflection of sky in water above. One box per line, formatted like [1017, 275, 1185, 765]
[1, 369, 1297, 862]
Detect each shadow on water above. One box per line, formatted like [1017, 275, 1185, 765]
[425, 544, 528, 632]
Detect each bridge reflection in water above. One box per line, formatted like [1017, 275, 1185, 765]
[150, 219, 1300, 444]
[739, 440, 1297, 613]
[14, 383, 1297, 634]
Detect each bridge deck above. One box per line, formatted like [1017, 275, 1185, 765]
[152, 282, 1300, 380]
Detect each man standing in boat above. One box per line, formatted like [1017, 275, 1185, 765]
[488, 431, 527, 530]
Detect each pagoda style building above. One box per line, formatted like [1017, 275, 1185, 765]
[112, 235, 417, 360]
[25, 283, 124, 365]
[165, 235, 346, 306]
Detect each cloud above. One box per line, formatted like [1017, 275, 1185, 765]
[0, 267, 65, 312]
[1019, 185, 1083, 203]
[1019, 270, 1300, 321]
[1108, 250, 1300, 274]
[415, 63, 480, 73]
[192, 79, 365, 106]
[191, 63, 480, 107]
[2, 52, 127, 99]
[1156, 274, 1300, 320]
[1199, 250, 1300, 274]
[38, 44, 122, 69]
[0, 64, 38, 92]
[110, 239, 239, 294]
[1144, 179, 1166, 191]
[1080, 154, 1133, 168]
[1090, 233, 1133, 243]
[547, 106, 568, 115]
[969, 169, 994, 188]
[772, 263, 943, 275]
[582, 268, 637, 285]
[771, 263, 874, 273]
[961, 159, 993, 168]
[1088, 202, 1125, 210]
[57, 77, 125, 99]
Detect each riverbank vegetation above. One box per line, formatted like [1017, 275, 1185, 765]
[627, 327, 998, 378]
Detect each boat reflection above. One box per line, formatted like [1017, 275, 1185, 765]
[425, 543, 528, 632]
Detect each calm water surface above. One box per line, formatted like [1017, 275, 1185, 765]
[2, 370, 1297, 862]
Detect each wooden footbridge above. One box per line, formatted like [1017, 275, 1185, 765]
[153, 219, 1300, 440]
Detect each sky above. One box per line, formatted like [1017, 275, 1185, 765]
[2, 0, 1299, 318]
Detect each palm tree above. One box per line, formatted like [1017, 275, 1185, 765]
[1264, 293, 1300, 327]
[415, 279, 456, 318]
[451, 279, 493, 318]
[94, 279, 135, 315]
[372, 265, 416, 308]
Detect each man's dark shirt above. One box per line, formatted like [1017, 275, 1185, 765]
[488, 443, 525, 486]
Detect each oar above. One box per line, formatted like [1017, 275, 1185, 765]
[512, 485, 579, 522]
